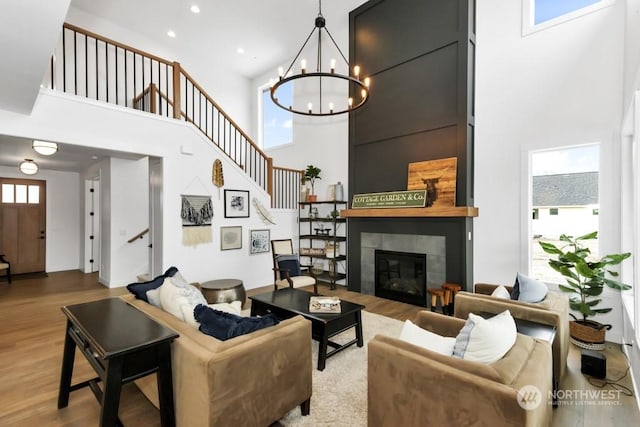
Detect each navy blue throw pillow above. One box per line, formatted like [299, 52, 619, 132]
[276, 255, 301, 280]
[510, 275, 520, 300]
[126, 266, 179, 302]
[194, 305, 280, 341]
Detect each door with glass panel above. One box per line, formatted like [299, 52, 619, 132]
[0, 178, 46, 274]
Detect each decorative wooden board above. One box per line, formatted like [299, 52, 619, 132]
[407, 157, 457, 207]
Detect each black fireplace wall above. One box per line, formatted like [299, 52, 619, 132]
[347, 0, 475, 292]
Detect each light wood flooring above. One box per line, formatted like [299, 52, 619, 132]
[0, 271, 637, 426]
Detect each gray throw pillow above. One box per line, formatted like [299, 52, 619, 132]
[516, 272, 548, 303]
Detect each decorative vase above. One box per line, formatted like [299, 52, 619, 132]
[300, 188, 308, 203]
[335, 181, 344, 201]
[308, 194, 318, 202]
[327, 184, 336, 201]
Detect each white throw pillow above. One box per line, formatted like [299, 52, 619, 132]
[159, 277, 208, 321]
[516, 272, 548, 303]
[399, 320, 456, 356]
[147, 287, 162, 308]
[452, 310, 517, 364]
[490, 285, 511, 300]
[179, 301, 243, 328]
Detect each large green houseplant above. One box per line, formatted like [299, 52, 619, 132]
[539, 231, 631, 348]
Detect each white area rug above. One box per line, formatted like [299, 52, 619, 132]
[279, 310, 403, 426]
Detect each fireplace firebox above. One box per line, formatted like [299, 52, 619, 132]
[375, 250, 427, 307]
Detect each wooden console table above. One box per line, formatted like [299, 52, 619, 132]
[58, 298, 179, 427]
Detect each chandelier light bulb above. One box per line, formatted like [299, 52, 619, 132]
[353, 65, 360, 77]
[329, 102, 334, 113]
[278, 66, 284, 78]
[330, 58, 336, 73]
[364, 77, 371, 87]
[301, 59, 307, 74]
[348, 97, 353, 107]
[307, 102, 313, 113]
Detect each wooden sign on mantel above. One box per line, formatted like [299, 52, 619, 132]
[351, 190, 427, 209]
[407, 157, 457, 208]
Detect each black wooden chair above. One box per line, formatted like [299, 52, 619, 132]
[271, 239, 317, 294]
[0, 254, 12, 284]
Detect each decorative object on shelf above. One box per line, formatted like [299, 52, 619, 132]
[181, 195, 213, 245]
[300, 173, 309, 203]
[300, 247, 326, 256]
[335, 181, 344, 201]
[407, 157, 457, 207]
[315, 225, 330, 236]
[351, 190, 427, 209]
[220, 226, 242, 250]
[328, 260, 337, 278]
[252, 197, 276, 225]
[32, 140, 58, 155]
[329, 210, 340, 219]
[224, 189, 250, 218]
[269, 0, 370, 117]
[212, 159, 224, 199]
[304, 165, 322, 202]
[309, 296, 341, 313]
[309, 207, 319, 219]
[539, 231, 632, 350]
[19, 159, 38, 175]
[325, 241, 338, 258]
[311, 261, 324, 277]
[327, 184, 336, 201]
[249, 229, 270, 255]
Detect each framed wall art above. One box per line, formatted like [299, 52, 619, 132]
[224, 189, 250, 218]
[249, 229, 270, 255]
[220, 226, 242, 250]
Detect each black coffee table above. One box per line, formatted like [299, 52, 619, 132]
[250, 288, 365, 371]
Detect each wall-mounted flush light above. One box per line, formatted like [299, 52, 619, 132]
[19, 159, 39, 175]
[190, 5, 200, 14]
[167, 30, 176, 38]
[32, 140, 58, 156]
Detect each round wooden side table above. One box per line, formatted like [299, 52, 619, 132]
[200, 279, 246, 308]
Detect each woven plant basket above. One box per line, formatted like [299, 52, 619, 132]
[569, 318, 611, 350]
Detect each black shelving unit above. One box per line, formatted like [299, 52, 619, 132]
[298, 200, 347, 289]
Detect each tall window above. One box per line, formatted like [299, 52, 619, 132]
[260, 84, 292, 150]
[530, 145, 599, 283]
[522, 0, 615, 35]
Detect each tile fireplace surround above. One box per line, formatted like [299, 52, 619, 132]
[360, 232, 446, 298]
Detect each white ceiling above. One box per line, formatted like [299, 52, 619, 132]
[70, 0, 368, 79]
[0, 0, 368, 174]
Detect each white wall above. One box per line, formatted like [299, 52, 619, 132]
[0, 89, 295, 289]
[475, 1, 625, 339]
[0, 165, 80, 272]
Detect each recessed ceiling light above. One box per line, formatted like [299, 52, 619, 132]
[237, 47, 245, 54]
[167, 30, 176, 38]
[190, 5, 200, 14]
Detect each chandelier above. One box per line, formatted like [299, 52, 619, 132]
[270, 0, 370, 117]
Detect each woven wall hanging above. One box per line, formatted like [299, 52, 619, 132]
[181, 195, 213, 245]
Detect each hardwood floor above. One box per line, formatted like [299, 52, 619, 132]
[0, 271, 637, 426]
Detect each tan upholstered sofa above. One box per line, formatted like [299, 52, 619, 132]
[368, 311, 553, 427]
[120, 294, 312, 427]
[454, 283, 569, 383]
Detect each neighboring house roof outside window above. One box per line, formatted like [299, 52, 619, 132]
[532, 171, 598, 207]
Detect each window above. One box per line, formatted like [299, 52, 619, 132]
[522, 0, 615, 36]
[260, 84, 292, 150]
[0, 183, 41, 204]
[530, 145, 599, 283]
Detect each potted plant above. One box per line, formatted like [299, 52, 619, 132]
[304, 165, 322, 202]
[539, 231, 631, 350]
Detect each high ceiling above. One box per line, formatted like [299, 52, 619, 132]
[70, 0, 368, 79]
[0, 0, 368, 174]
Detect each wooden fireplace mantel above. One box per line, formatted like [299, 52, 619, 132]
[339, 206, 479, 218]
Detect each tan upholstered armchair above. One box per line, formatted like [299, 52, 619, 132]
[271, 239, 317, 294]
[368, 311, 553, 427]
[0, 254, 11, 284]
[454, 283, 569, 385]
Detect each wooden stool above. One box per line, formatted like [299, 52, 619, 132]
[442, 283, 462, 315]
[427, 288, 446, 313]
